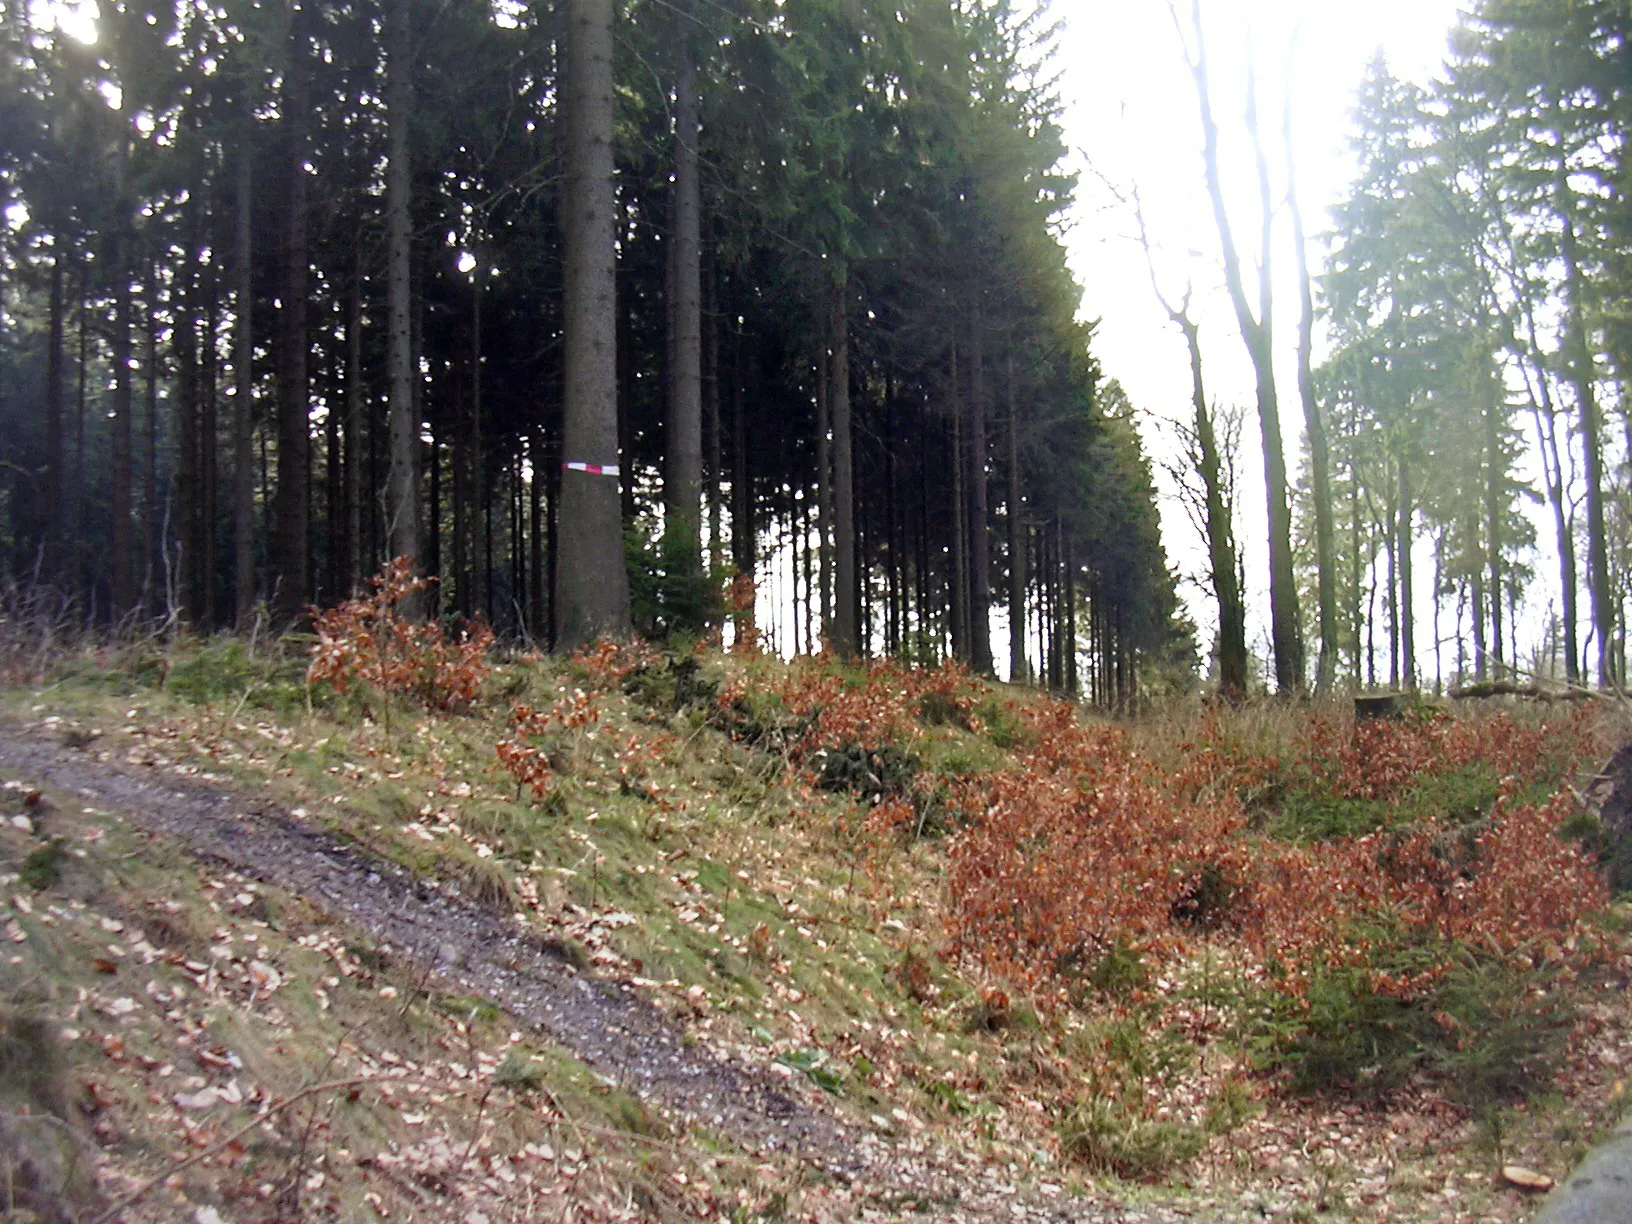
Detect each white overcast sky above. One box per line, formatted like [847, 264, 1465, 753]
[1056, 0, 1468, 674]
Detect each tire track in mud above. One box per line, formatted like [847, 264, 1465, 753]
[0, 725, 860, 1170]
[0, 723, 1227, 1222]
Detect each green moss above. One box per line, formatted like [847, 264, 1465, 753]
[19, 838, 69, 891]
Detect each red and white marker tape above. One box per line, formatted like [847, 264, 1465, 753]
[562, 461, 620, 477]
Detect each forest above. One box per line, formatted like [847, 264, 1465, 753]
[1309, 0, 1631, 698]
[5, 3, 1632, 1219]
[0, 0, 1184, 708]
[0, 0, 1626, 704]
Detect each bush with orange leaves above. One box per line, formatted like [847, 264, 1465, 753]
[307, 557, 493, 713]
[494, 689, 602, 801]
[713, 657, 977, 770]
[945, 699, 1607, 1010]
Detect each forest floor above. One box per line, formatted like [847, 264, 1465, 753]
[2, 630, 1631, 1223]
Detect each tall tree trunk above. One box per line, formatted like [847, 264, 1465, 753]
[144, 269, 160, 611]
[730, 319, 754, 642]
[949, 368, 968, 662]
[1484, 376, 1504, 677]
[530, 430, 545, 637]
[452, 364, 468, 611]
[1287, 131, 1337, 694]
[483, 453, 494, 621]
[233, 150, 257, 627]
[274, 22, 311, 624]
[1557, 168, 1613, 686]
[1510, 309, 1579, 683]
[815, 332, 833, 638]
[966, 298, 993, 674]
[556, 0, 630, 648]
[1385, 480, 1398, 689]
[703, 261, 722, 575]
[472, 274, 486, 614]
[617, 276, 636, 525]
[73, 266, 88, 597]
[45, 251, 66, 582]
[324, 371, 342, 604]
[830, 277, 857, 657]
[884, 380, 900, 654]
[1186, 0, 1303, 693]
[1063, 530, 1078, 697]
[177, 248, 203, 620]
[384, 0, 421, 582]
[1348, 416, 1363, 681]
[344, 256, 363, 593]
[665, 30, 703, 560]
[201, 275, 220, 622]
[1182, 316, 1246, 701]
[1398, 450, 1415, 689]
[546, 428, 561, 647]
[1005, 356, 1026, 683]
[111, 214, 135, 618]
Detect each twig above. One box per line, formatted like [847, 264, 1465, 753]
[87, 1076, 376, 1224]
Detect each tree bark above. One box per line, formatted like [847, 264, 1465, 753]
[665, 30, 704, 559]
[530, 430, 545, 637]
[1484, 371, 1504, 677]
[111, 211, 136, 618]
[830, 278, 857, 657]
[384, 0, 421, 584]
[815, 330, 833, 639]
[949, 359, 968, 662]
[555, 0, 631, 649]
[233, 150, 257, 628]
[344, 255, 363, 593]
[1397, 449, 1415, 690]
[1063, 530, 1078, 697]
[703, 260, 722, 574]
[273, 19, 311, 625]
[177, 246, 202, 619]
[966, 298, 993, 674]
[45, 251, 66, 582]
[730, 317, 754, 641]
[144, 269, 159, 611]
[201, 270, 220, 621]
[1005, 356, 1026, 683]
[1185, 0, 1303, 693]
[1557, 167, 1613, 686]
[1182, 316, 1247, 701]
[1287, 131, 1337, 694]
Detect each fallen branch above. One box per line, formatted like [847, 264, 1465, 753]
[1448, 680, 1597, 702]
[89, 1075, 376, 1224]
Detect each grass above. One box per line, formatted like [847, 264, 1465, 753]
[0, 767, 782, 1221]
[0, 632, 1627, 1221]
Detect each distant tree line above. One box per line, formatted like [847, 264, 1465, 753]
[0, 0, 1188, 705]
[1311, 0, 1629, 692]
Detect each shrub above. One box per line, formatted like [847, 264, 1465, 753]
[1251, 947, 1573, 1105]
[626, 524, 723, 639]
[167, 637, 318, 717]
[307, 557, 493, 712]
[1058, 1097, 1202, 1182]
[495, 689, 602, 801]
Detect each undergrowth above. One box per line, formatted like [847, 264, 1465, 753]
[3, 567, 1628, 1210]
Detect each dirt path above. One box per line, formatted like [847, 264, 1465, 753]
[0, 722, 1221, 1223]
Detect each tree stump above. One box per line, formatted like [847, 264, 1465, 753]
[1354, 693, 1407, 722]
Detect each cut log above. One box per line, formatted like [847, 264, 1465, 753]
[1501, 1164, 1553, 1192]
